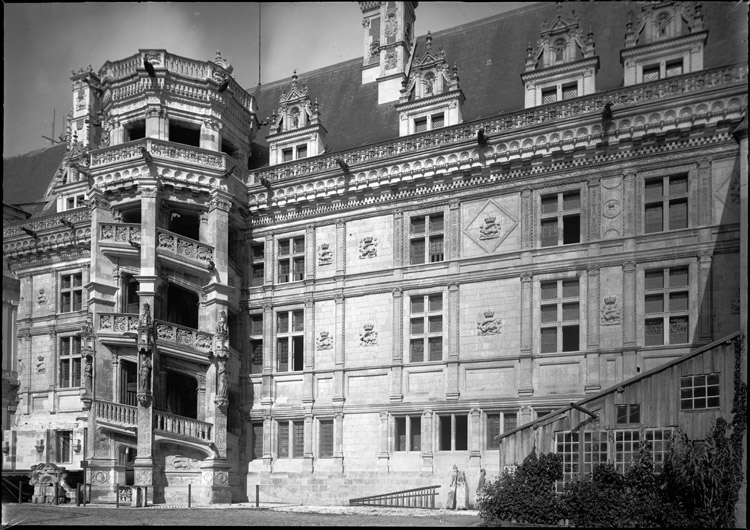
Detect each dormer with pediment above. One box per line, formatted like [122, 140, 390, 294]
[266, 71, 327, 166]
[520, 3, 598, 109]
[620, 1, 707, 86]
[395, 31, 464, 137]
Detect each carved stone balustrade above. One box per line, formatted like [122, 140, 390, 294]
[156, 228, 214, 267]
[91, 138, 226, 170]
[99, 313, 140, 334]
[250, 63, 748, 185]
[99, 223, 142, 246]
[95, 399, 138, 427]
[154, 410, 213, 442]
[3, 208, 90, 239]
[154, 319, 213, 354]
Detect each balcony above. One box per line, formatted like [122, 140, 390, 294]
[99, 222, 141, 259]
[98, 314, 213, 359]
[94, 400, 138, 436]
[154, 411, 213, 443]
[156, 228, 214, 273]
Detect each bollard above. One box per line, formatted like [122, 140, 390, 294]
[76, 484, 81, 506]
[116, 485, 120, 509]
[18, 482, 23, 504]
[188, 484, 191, 508]
[255, 484, 259, 508]
[144, 486, 148, 507]
[54, 483, 59, 505]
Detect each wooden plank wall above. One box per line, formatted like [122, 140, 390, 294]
[499, 338, 738, 467]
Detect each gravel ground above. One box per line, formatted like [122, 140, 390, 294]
[1, 502, 482, 527]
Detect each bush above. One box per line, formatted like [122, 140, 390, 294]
[477, 449, 563, 526]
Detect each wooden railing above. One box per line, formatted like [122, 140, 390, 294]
[95, 400, 138, 427]
[154, 411, 213, 442]
[349, 485, 441, 509]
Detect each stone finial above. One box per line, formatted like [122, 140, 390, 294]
[426, 30, 432, 51]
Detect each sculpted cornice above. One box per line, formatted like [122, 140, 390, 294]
[5, 247, 91, 272]
[520, 57, 599, 83]
[3, 208, 91, 239]
[620, 31, 709, 60]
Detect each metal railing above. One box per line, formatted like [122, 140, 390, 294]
[349, 485, 441, 509]
[154, 411, 213, 442]
[95, 400, 138, 427]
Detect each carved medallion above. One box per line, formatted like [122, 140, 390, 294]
[603, 199, 621, 218]
[359, 324, 378, 346]
[600, 295, 622, 325]
[318, 243, 333, 266]
[477, 309, 502, 336]
[359, 236, 379, 259]
[316, 331, 333, 350]
[464, 199, 518, 253]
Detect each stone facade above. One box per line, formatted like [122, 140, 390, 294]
[2, 2, 747, 515]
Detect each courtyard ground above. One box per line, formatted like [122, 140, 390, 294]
[1, 502, 481, 527]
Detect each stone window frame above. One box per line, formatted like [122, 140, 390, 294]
[276, 418, 305, 459]
[248, 311, 263, 374]
[58, 269, 85, 314]
[534, 182, 587, 249]
[403, 286, 448, 365]
[249, 239, 265, 287]
[317, 417, 334, 459]
[636, 162, 698, 235]
[436, 411, 469, 452]
[393, 414, 422, 452]
[634, 50, 691, 84]
[407, 209, 446, 265]
[643, 173, 689, 234]
[55, 430, 73, 464]
[276, 233, 305, 284]
[539, 188, 582, 247]
[642, 263, 691, 347]
[485, 410, 518, 450]
[536, 76, 584, 106]
[537, 274, 583, 354]
[58, 333, 83, 389]
[249, 422, 263, 462]
[408, 292, 444, 363]
[275, 307, 305, 373]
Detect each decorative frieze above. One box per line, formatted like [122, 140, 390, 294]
[100, 223, 141, 245]
[156, 229, 214, 265]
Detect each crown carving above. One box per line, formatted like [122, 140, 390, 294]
[604, 295, 617, 305]
[363, 323, 374, 332]
[484, 216, 496, 224]
[321, 242, 329, 250]
[319, 331, 329, 338]
[484, 309, 495, 319]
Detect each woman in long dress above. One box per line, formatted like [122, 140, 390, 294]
[446, 465, 458, 509]
[455, 470, 468, 510]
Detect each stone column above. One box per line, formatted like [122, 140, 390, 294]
[200, 119, 221, 151]
[420, 409, 433, 474]
[623, 170, 637, 251]
[448, 199, 460, 264]
[262, 414, 273, 472]
[519, 273, 533, 396]
[377, 411, 390, 472]
[145, 106, 167, 140]
[333, 412, 344, 473]
[520, 189, 533, 251]
[586, 266, 601, 393]
[264, 235, 274, 286]
[393, 210, 403, 269]
[446, 283, 460, 400]
[333, 293, 345, 404]
[335, 220, 346, 277]
[207, 191, 232, 286]
[305, 225, 316, 282]
[261, 304, 273, 407]
[303, 412, 314, 473]
[622, 261, 636, 348]
[390, 288, 404, 402]
[303, 298, 315, 406]
[469, 408, 481, 467]
[697, 158, 713, 227]
[588, 179, 601, 243]
[698, 253, 713, 344]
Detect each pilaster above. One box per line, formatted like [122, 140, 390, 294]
[622, 261, 637, 348]
[586, 266, 601, 393]
[519, 273, 533, 396]
[390, 288, 404, 402]
[420, 409, 434, 475]
[469, 408, 481, 466]
[377, 411, 390, 472]
[446, 282, 460, 400]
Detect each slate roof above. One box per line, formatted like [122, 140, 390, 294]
[2, 142, 66, 209]
[247, 1, 748, 168]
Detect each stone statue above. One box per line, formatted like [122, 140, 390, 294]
[455, 469, 468, 510]
[139, 353, 151, 392]
[476, 468, 487, 495]
[217, 361, 228, 399]
[83, 358, 93, 388]
[446, 464, 458, 509]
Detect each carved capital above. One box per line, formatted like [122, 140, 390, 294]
[587, 265, 600, 275]
[622, 261, 636, 273]
[521, 272, 533, 283]
[391, 287, 403, 298]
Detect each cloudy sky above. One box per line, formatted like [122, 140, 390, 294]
[3, 2, 530, 158]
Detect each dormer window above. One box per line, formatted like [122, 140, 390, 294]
[542, 87, 557, 105]
[281, 143, 308, 163]
[554, 39, 566, 62]
[65, 194, 86, 211]
[643, 64, 661, 82]
[282, 148, 293, 163]
[666, 59, 683, 77]
[562, 83, 578, 99]
[413, 113, 444, 134]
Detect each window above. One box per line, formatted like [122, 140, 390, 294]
[542, 87, 557, 104]
[555, 430, 608, 488]
[277, 420, 304, 458]
[394, 416, 421, 452]
[413, 113, 444, 133]
[282, 148, 293, 162]
[250, 423, 263, 461]
[556, 431, 580, 485]
[56, 431, 72, 463]
[643, 64, 660, 82]
[59, 336, 82, 388]
[562, 83, 578, 100]
[65, 194, 86, 211]
[680, 374, 720, 410]
[60, 272, 83, 313]
[278, 236, 304, 283]
[438, 413, 468, 451]
[665, 59, 683, 77]
[614, 430, 640, 473]
[554, 39, 566, 62]
[319, 419, 334, 458]
[487, 412, 517, 450]
[541, 190, 580, 246]
[409, 294, 443, 362]
[644, 266, 689, 346]
[616, 404, 641, 424]
[409, 213, 444, 264]
[251, 242, 265, 287]
[249, 314, 263, 374]
[540, 278, 580, 353]
[276, 310, 304, 372]
[645, 175, 688, 233]
[645, 428, 673, 471]
[296, 145, 308, 159]
[582, 431, 609, 476]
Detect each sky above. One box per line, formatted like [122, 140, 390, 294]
[3, 2, 531, 158]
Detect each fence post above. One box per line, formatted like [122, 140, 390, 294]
[188, 483, 191, 508]
[255, 484, 259, 508]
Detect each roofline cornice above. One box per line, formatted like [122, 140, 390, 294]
[620, 31, 709, 60]
[521, 57, 600, 82]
